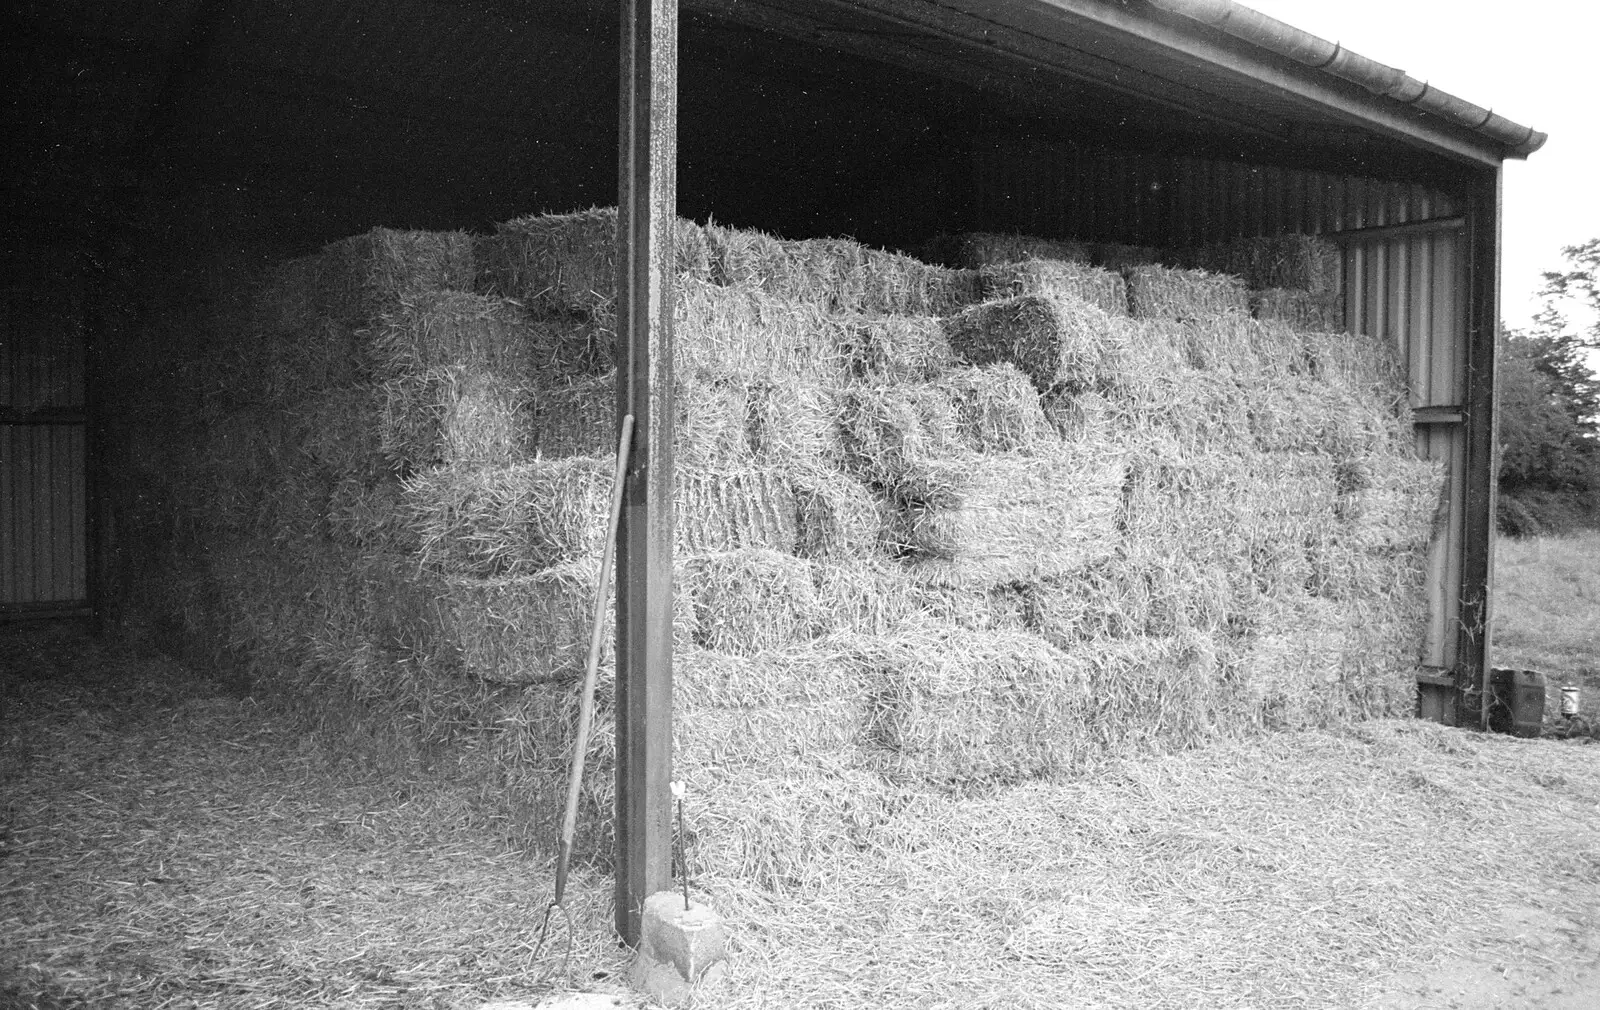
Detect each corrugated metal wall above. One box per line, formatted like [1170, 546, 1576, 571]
[1, 288, 90, 612]
[971, 143, 1467, 672]
[972, 142, 1458, 244]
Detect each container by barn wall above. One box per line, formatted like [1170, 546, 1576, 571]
[1, 284, 90, 613]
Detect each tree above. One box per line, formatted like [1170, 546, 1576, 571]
[1497, 239, 1600, 536]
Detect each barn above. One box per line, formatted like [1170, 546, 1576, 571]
[4, 0, 1544, 966]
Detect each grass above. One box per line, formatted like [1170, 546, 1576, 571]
[1493, 529, 1600, 732]
[6, 622, 1600, 1009]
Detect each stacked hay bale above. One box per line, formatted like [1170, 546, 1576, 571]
[116, 210, 1442, 885]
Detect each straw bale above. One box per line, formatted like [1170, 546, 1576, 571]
[885, 450, 1126, 587]
[675, 645, 866, 709]
[743, 378, 842, 464]
[808, 563, 926, 638]
[364, 291, 537, 382]
[1077, 631, 1225, 755]
[705, 224, 981, 315]
[676, 466, 801, 555]
[379, 366, 534, 471]
[936, 363, 1056, 453]
[255, 227, 476, 332]
[1041, 387, 1113, 443]
[443, 562, 697, 685]
[684, 549, 822, 654]
[923, 231, 1092, 268]
[535, 370, 753, 467]
[291, 386, 386, 479]
[1222, 596, 1372, 730]
[837, 383, 964, 489]
[854, 626, 1091, 787]
[838, 315, 954, 381]
[680, 764, 910, 891]
[1301, 327, 1407, 401]
[678, 697, 868, 775]
[675, 278, 852, 382]
[789, 467, 881, 560]
[1029, 547, 1235, 647]
[979, 260, 1128, 316]
[476, 207, 712, 316]
[1118, 446, 1257, 570]
[1244, 373, 1406, 455]
[403, 457, 612, 576]
[1254, 288, 1344, 332]
[1334, 453, 1449, 551]
[325, 475, 416, 551]
[1090, 242, 1166, 271]
[405, 459, 802, 575]
[1124, 265, 1251, 322]
[943, 294, 1127, 393]
[1185, 234, 1341, 295]
[1234, 452, 1341, 597]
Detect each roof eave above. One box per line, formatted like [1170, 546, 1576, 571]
[1142, 0, 1546, 160]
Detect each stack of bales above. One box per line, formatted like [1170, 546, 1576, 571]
[118, 210, 1443, 886]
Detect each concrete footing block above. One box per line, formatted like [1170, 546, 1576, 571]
[628, 892, 728, 1008]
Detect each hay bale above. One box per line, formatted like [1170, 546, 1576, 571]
[705, 224, 981, 315]
[854, 626, 1091, 787]
[837, 383, 965, 489]
[1090, 242, 1166, 271]
[1234, 452, 1341, 598]
[789, 467, 881, 561]
[1254, 289, 1344, 332]
[675, 278, 851, 382]
[365, 292, 538, 382]
[325, 476, 415, 551]
[979, 260, 1128, 316]
[405, 459, 803, 575]
[675, 646, 866, 709]
[923, 232, 1092, 269]
[743, 378, 842, 464]
[1244, 373, 1405, 455]
[535, 371, 753, 467]
[404, 457, 613, 576]
[1076, 631, 1224, 755]
[884, 450, 1126, 587]
[476, 207, 713, 316]
[292, 387, 386, 478]
[255, 227, 477, 333]
[1028, 547, 1235, 647]
[935, 364, 1056, 453]
[679, 764, 908, 891]
[444, 562, 696, 684]
[678, 698, 868, 775]
[676, 466, 801, 556]
[1301, 328, 1407, 402]
[1124, 265, 1251, 322]
[942, 294, 1126, 393]
[380, 367, 535, 471]
[1185, 234, 1341, 295]
[683, 549, 822, 655]
[839, 315, 954, 381]
[1333, 453, 1448, 551]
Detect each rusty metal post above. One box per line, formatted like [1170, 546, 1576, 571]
[614, 0, 677, 947]
[1458, 165, 1502, 730]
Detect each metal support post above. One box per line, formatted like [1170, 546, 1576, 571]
[614, 0, 678, 947]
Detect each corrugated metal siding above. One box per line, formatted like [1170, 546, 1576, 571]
[1, 289, 89, 610]
[971, 144, 1458, 246]
[1, 425, 88, 604]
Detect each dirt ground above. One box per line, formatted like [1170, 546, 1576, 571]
[3, 621, 1599, 1009]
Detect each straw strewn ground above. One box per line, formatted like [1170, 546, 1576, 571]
[4, 625, 1597, 1010]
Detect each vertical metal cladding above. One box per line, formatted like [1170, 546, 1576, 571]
[2, 290, 89, 609]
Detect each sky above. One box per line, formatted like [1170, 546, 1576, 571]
[1244, 0, 1599, 363]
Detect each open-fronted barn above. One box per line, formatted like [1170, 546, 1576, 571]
[4, 0, 1543, 944]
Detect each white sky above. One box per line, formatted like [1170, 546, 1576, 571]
[1244, 0, 1599, 359]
